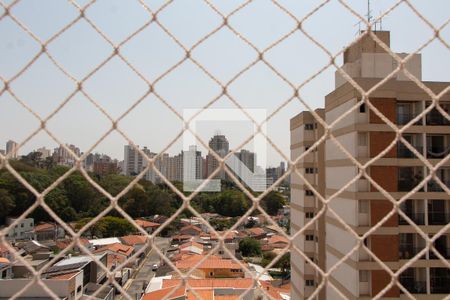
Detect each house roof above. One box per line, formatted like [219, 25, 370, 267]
[89, 237, 121, 246]
[175, 254, 243, 270]
[94, 243, 133, 257]
[135, 219, 160, 229]
[162, 278, 253, 289]
[268, 235, 289, 245]
[180, 224, 202, 233]
[209, 231, 236, 241]
[172, 234, 192, 241]
[247, 227, 266, 236]
[120, 235, 147, 246]
[141, 286, 185, 300]
[259, 281, 291, 300]
[34, 223, 56, 232]
[55, 238, 90, 250]
[46, 271, 80, 280]
[179, 241, 203, 250]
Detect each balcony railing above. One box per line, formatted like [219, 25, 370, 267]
[397, 113, 422, 126]
[399, 246, 426, 259]
[427, 180, 450, 192]
[399, 278, 427, 294]
[427, 147, 450, 159]
[426, 112, 450, 126]
[399, 212, 425, 225]
[428, 212, 450, 225]
[398, 146, 423, 158]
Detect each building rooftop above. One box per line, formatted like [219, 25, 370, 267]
[88, 237, 121, 247]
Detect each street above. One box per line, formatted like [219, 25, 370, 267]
[118, 237, 170, 300]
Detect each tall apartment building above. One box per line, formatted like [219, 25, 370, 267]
[206, 134, 230, 180]
[6, 140, 18, 159]
[290, 31, 450, 299]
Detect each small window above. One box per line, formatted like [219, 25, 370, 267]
[305, 212, 314, 219]
[359, 200, 369, 214]
[360, 103, 366, 113]
[305, 234, 314, 241]
[305, 168, 317, 174]
[305, 279, 315, 286]
[305, 146, 310, 151]
[21, 223, 24, 228]
[305, 190, 314, 196]
[359, 270, 369, 282]
[305, 124, 314, 130]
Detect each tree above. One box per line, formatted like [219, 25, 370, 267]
[0, 189, 15, 222]
[275, 252, 290, 277]
[261, 191, 286, 215]
[76, 216, 135, 238]
[215, 189, 250, 217]
[239, 237, 262, 257]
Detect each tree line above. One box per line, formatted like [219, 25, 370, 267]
[0, 158, 287, 225]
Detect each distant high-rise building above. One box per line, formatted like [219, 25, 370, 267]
[123, 144, 143, 176]
[53, 144, 80, 166]
[36, 147, 51, 160]
[6, 140, 18, 159]
[206, 134, 229, 179]
[183, 145, 204, 182]
[290, 31, 450, 299]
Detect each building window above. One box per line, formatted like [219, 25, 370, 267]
[359, 200, 369, 214]
[305, 124, 314, 130]
[360, 103, 366, 113]
[359, 270, 369, 282]
[305, 190, 314, 196]
[305, 168, 317, 174]
[305, 279, 315, 286]
[305, 234, 314, 241]
[305, 212, 314, 219]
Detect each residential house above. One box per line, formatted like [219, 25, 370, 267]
[33, 223, 65, 241]
[134, 219, 160, 234]
[179, 224, 202, 236]
[174, 254, 245, 279]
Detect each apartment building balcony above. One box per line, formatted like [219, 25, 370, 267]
[397, 113, 422, 126]
[397, 145, 423, 158]
[426, 110, 450, 126]
[399, 212, 425, 225]
[399, 278, 427, 294]
[428, 212, 450, 225]
[399, 245, 426, 260]
[427, 179, 450, 192]
[429, 235, 450, 259]
[430, 268, 450, 294]
[398, 167, 424, 192]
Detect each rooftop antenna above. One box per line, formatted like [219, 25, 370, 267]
[367, 0, 372, 23]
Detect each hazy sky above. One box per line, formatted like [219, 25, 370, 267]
[0, 0, 449, 166]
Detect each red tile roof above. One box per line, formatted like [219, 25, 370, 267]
[34, 223, 56, 232]
[120, 235, 147, 246]
[180, 224, 202, 233]
[259, 281, 291, 300]
[268, 235, 289, 245]
[134, 219, 160, 228]
[162, 278, 253, 289]
[175, 254, 244, 270]
[94, 243, 133, 257]
[142, 286, 185, 300]
[247, 227, 265, 236]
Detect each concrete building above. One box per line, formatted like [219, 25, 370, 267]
[5, 140, 18, 159]
[290, 31, 450, 299]
[36, 147, 52, 159]
[5, 217, 34, 241]
[123, 144, 144, 176]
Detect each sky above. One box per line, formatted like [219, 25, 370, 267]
[0, 0, 449, 166]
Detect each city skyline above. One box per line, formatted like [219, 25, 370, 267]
[1, 1, 449, 166]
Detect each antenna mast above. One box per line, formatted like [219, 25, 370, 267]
[367, 0, 372, 23]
